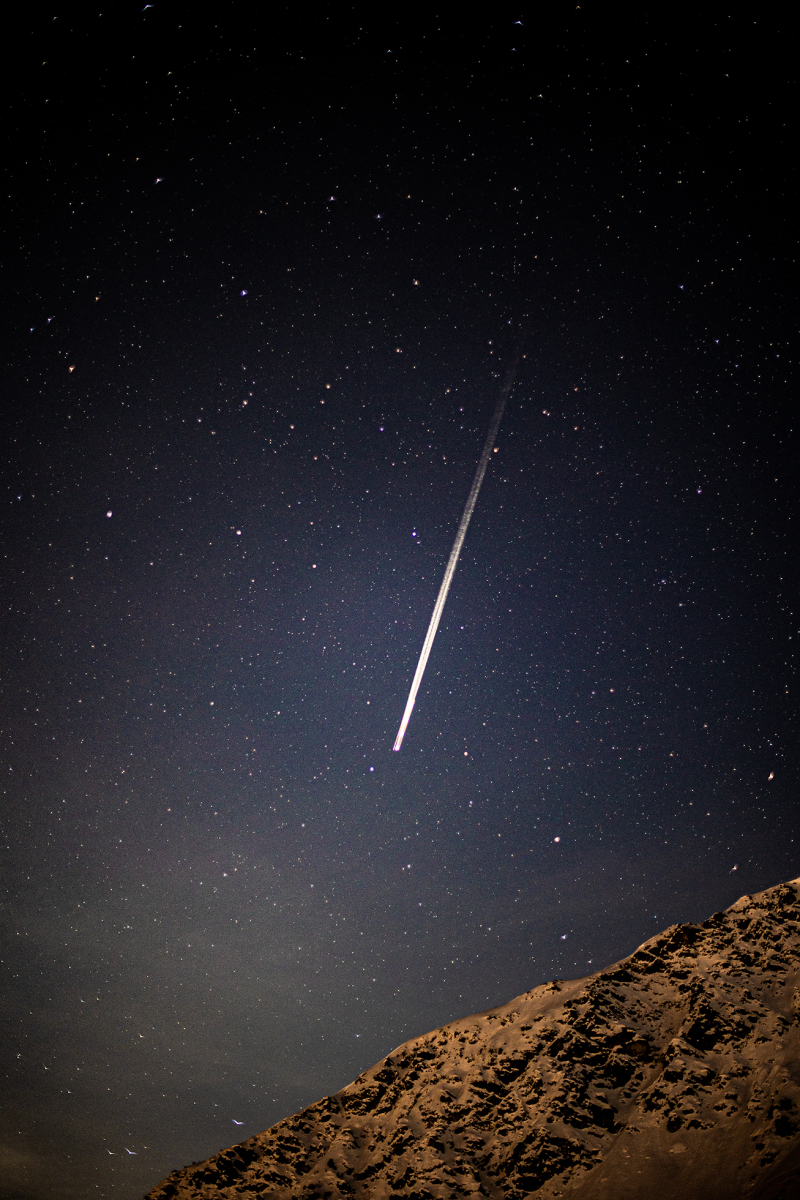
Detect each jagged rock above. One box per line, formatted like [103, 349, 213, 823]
[145, 876, 800, 1199]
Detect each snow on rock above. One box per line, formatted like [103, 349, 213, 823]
[145, 876, 800, 1199]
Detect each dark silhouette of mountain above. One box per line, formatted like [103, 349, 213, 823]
[145, 876, 800, 1199]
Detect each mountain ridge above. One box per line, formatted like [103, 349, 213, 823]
[145, 876, 800, 1199]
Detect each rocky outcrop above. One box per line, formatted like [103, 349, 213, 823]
[145, 877, 800, 1199]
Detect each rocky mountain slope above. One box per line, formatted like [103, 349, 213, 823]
[145, 876, 800, 1199]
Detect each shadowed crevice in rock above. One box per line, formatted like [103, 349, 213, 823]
[145, 876, 800, 1199]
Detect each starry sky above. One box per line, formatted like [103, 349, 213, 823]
[1, 5, 796, 1198]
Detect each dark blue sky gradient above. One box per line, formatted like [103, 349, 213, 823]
[1, 5, 796, 1197]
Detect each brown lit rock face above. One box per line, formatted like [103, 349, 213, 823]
[145, 877, 800, 1200]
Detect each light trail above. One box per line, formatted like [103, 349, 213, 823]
[393, 348, 523, 751]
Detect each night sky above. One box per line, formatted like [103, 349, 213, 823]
[1, 5, 796, 1198]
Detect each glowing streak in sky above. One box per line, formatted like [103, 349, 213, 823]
[393, 349, 522, 751]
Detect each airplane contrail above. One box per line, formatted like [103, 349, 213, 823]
[393, 347, 523, 751]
